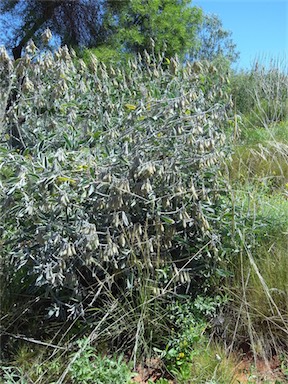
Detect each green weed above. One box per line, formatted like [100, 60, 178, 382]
[69, 338, 134, 384]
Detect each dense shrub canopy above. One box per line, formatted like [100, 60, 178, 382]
[0, 45, 232, 319]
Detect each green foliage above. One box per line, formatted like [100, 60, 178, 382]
[212, 96, 288, 360]
[162, 340, 237, 384]
[218, 173, 288, 357]
[110, 0, 203, 58]
[190, 13, 240, 64]
[0, 42, 232, 330]
[1, 31, 287, 384]
[152, 379, 170, 384]
[163, 323, 206, 366]
[158, 299, 236, 384]
[83, 263, 174, 361]
[69, 339, 133, 384]
[280, 354, 288, 379]
[226, 234, 288, 356]
[229, 123, 288, 190]
[159, 296, 227, 373]
[230, 70, 256, 116]
[168, 295, 228, 330]
[80, 46, 133, 66]
[0, 343, 133, 384]
[188, 343, 237, 384]
[160, 302, 207, 381]
[231, 60, 288, 126]
[0, 0, 202, 62]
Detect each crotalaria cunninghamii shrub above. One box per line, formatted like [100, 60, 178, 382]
[0, 43, 232, 319]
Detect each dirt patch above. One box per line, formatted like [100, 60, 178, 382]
[234, 355, 286, 383]
[132, 354, 287, 383]
[132, 358, 174, 383]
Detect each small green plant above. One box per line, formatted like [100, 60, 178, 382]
[160, 299, 207, 368]
[152, 379, 170, 384]
[168, 361, 192, 384]
[69, 338, 133, 384]
[280, 353, 288, 379]
[159, 296, 228, 372]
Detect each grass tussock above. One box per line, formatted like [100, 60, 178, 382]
[226, 241, 288, 357]
[229, 121, 288, 189]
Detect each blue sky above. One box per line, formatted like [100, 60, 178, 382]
[1, 0, 287, 70]
[193, 0, 288, 70]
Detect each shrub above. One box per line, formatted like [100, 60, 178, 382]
[0, 43, 232, 357]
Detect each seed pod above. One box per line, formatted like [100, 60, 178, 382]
[184, 271, 190, 282]
[153, 287, 161, 296]
[198, 142, 204, 153]
[118, 233, 126, 247]
[94, 234, 100, 249]
[89, 56, 98, 73]
[148, 258, 153, 269]
[71, 244, 76, 255]
[60, 259, 66, 270]
[78, 59, 86, 72]
[26, 40, 37, 54]
[41, 28, 52, 44]
[67, 244, 73, 257]
[22, 76, 34, 93]
[169, 58, 178, 75]
[144, 50, 150, 64]
[112, 242, 119, 256]
[204, 140, 210, 150]
[175, 185, 183, 193]
[103, 173, 112, 183]
[60, 46, 71, 61]
[0, 47, 13, 72]
[192, 61, 203, 73]
[183, 210, 190, 220]
[153, 69, 159, 78]
[0, 47, 10, 63]
[209, 65, 217, 74]
[60, 248, 68, 257]
[190, 184, 198, 199]
[141, 179, 152, 194]
[203, 218, 210, 230]
[60, 194, 69, 206]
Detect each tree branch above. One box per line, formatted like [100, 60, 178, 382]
[12, 1, 62, 60]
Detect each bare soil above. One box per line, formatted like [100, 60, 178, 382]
[132, 354, 288, 383]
